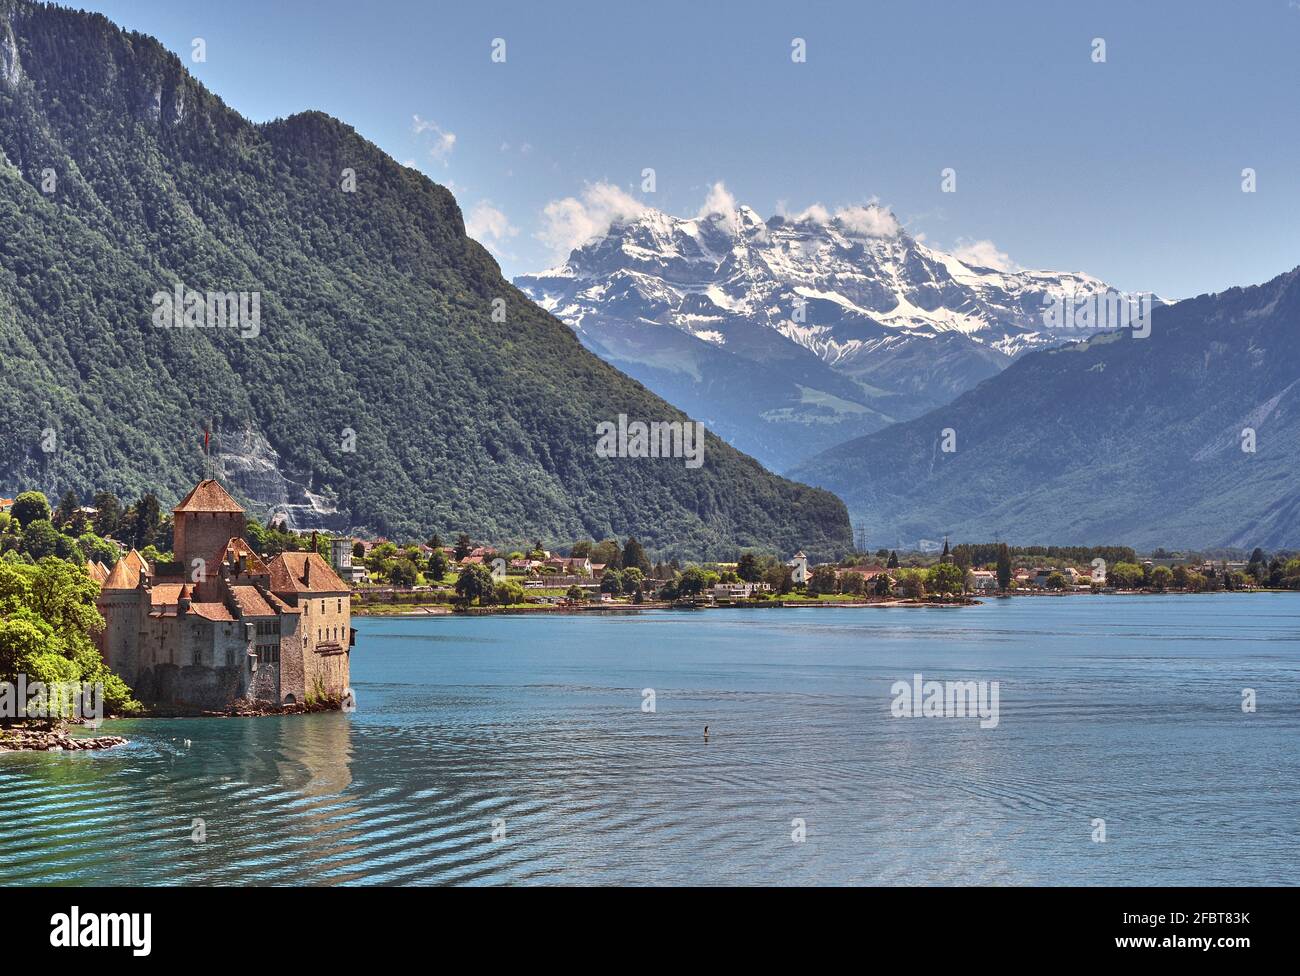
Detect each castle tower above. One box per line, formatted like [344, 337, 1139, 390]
[172, 479, 246, 578]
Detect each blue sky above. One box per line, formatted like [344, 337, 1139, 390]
[81, 0, 1300, 297]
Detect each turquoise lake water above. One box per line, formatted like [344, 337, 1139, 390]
[2, 594, 1297, 885]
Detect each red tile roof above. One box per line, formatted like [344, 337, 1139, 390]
[268, 551, 349, 594]
[209, 537, 269, 577]
[188, 602, 235, 622]
[102, 556, 141, 590]
[173, 479, 244, 514]
[228, 584, 276, 618]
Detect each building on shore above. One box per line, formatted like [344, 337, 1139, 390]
[96, 478, 353, 712]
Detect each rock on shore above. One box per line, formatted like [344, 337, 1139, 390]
[0, 727, 127, 752]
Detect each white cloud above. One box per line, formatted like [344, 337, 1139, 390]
[952, 238, 1019, 272]
[780, 199, 900, 238]
[696, 181, 740, 233]
[835, 203, 900, 238]
[536, 181, 648, 259]
[465, 201, 519, 255]
[412, 114, 456, 164]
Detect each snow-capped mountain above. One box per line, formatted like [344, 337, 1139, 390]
[515, 202, 1133, 472]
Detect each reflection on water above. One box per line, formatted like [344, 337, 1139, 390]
[2, 594, 1298, 885]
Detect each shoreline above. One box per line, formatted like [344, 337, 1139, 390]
[352, 587, 1287, 618]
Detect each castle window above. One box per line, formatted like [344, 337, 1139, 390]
[192, 649, 201, 666]
[337, 599, 342, 613]
[321, 600, 326, 614]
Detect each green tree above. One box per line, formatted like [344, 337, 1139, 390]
[455, 564, 494, 604]
[808, 564, 839, 596]
[454, 534, 473, 561]
[996, 543, 1012, 591]
[737, 553, 760, 582]
[887, 550, 899, 569]
[388, 558, 418, 587]
[53, 489, 80, 529]
[565, 584, 585, 602]
[873, 572, 893, 597]
[21, 520, 62, 561]
[927, 562, 966, 595]
[426, 549, 449, 582]
[895, 568, 926, 600]
[91, 491, 123, 538]
[77, 533, 119, 566]
[11, 492, 51, 529]
[494, 578, 526, 605]
[1151, 565, 1174, 591]
[677, 566, 708, 597]
[1044, 571, 1066, 591]
[0, 558, 139, 716]
[599, 568, 625, 594]
[622, 567, 644, 595]
[622, 537, 651, 575]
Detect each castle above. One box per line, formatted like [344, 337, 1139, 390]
[93, 478, 352, 712]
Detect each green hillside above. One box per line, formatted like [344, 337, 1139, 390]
[0, 0, 850, 560]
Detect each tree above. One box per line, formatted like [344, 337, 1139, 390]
[622, 567, 644, 595]
[590, 538, 622, 569]
[737, 553, 760, 583]
[841, 571, 865, 596]
[125, 494, 162, 550]
[388, 558, 418, 587]
[887, 550, 899, 569]
[996, 543, 1012, 591]
[565, 584, 585, 602]
[494, 579, 525, 605]
[454, 533, 473, 561]
[764, 564, 793, 595]
[895, 568, 926, 600]
[426, 549, 449, 582]
[455, 564, 495, 604]
[600, 568, 625, 594]
[928, 562, 966, 595]
[11, 492, 51, 529]
[1151, 565, 1173, 591]
[677, 567, 708, 597]
[427, 533, 443, 551]
[0, 558, 139, 716]
[352, 541, 366, 560]
[808, 564, 839, 596]
[77, 532, 118, 566]
[1108, 562, 1145, 589]
[1044, 571, 1066, 591]
[873, 572, 893, 597]
[620, 537, 650, 575]
[53, 489, 80, 529]
[91, 491, 123, 538]
[21, 520, 62, 561]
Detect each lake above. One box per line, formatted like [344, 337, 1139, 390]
[2, 594, 1297, 886]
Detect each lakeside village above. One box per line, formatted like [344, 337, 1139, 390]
[3, 477, 1300, 748]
